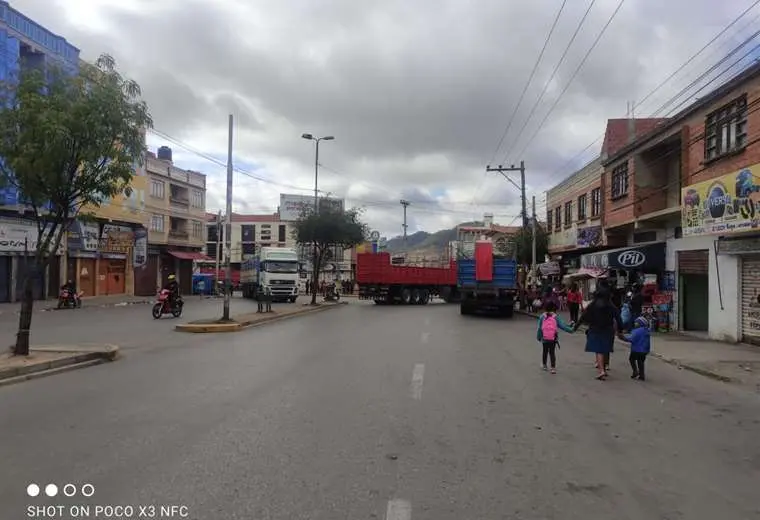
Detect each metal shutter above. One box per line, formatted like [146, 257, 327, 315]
[741, 255, 760, 345]
[678, 250, 709, 275]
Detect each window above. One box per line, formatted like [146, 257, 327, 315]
[547, 210, 553, 231]
[206, 243, 218, 258]
[207, 223, 220, 242]
[191, 190, 204, 208]
[278, 224, 287, 242]
[611, 162, 629, 199]
[241, 243, 256, 256]
[591, 187, 601, 217]
[192, 221, 204, 238]
[554, 207, 561, 231]
[564, 201, 572, 227]
[150, 215, 164, 232]
[241, 225, 255, 242]
[577, 194, 587, 220]
[150, 180, 165, 199]
[705, 95, 747, 161]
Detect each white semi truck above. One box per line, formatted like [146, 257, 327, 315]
[240, 247, 300, 303]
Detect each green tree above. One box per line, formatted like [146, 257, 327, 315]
[293, 201, 367, 305]
[512, 223, 549, 265]
[0, 54, 152, 355]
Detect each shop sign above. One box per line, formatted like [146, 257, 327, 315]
[100, 224, 134, 254]
[0, 221, 65, 254]
[581, 242, 665, 271]
[716, 236, 760, 255]
[67, 220, 100, 251]
[577, 226, 603, 248]
[682, 164, 760, 237]
[538, 261, 560, 275]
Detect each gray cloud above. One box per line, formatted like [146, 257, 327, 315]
[18, 0, 759, 235]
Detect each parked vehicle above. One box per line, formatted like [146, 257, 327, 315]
[458, 240, 517, 318]
[57, 287, 83, 309]
[241, 247, 300, 303]
[152, 289, 183, 319]
[357, 252, 459, 305]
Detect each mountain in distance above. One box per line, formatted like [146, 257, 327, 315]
[384, 221, 482, 253]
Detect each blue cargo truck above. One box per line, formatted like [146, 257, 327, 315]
[457, 253, 518, 318]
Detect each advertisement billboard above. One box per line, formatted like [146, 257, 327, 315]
[279, 193, 345, 221]
[681, 164, 760, 237]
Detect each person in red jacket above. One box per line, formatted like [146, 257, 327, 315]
[567, 282, 583, 324]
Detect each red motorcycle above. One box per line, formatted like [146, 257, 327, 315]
[57, 287, 83, 309]
[152, 289, 184, 319]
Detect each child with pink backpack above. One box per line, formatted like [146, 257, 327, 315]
[536, 301, 575, 373]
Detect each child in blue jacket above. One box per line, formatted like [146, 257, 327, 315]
[618, 316, 651, 380]
[536, 301, 574, 373]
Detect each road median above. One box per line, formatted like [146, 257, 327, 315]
[175, 301, 347, 333]
[0, 344, 120, 387]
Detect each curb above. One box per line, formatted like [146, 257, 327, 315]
[0, 345, 120, 387]
[175, 303, 346, 333]
[516, 309, 734, 382]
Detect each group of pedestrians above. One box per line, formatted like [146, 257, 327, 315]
[535, 279, 651, 381]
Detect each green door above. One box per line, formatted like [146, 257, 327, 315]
[681, 274, 709, 331]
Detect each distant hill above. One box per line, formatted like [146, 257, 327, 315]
[384, 221, 482, 253]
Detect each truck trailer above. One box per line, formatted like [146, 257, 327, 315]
[458, 240, 518, 317]
[240, 247, 300, 302]
[357, 252, 459, 304]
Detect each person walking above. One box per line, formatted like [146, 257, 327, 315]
[536, 301, 574, 374]
[567, 283, 583, 323]
[573, 286, 623, 380]
[619, 316, 651, 381]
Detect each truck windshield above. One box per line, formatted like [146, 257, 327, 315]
[263, 261, 298, 273]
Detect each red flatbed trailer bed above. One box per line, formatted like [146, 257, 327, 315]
[356, 252, 460, 304]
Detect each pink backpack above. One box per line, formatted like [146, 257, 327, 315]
[541, 313, 558, 341]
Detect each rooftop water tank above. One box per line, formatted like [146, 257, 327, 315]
[157, 146, 173, 162]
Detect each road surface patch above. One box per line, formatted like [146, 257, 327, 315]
[385, 499, 412, 520]
[410, 363, 425, 400]
[174, 302, 346, 333]
[0, 344, 119, 387]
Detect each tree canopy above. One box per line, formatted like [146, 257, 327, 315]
[292, 201, 367, 304]
[0, 53, 152, 355]
[512, 223, 549, 265]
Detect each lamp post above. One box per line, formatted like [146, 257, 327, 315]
[301, 133, 334, 301]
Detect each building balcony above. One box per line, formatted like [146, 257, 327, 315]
[633, 135, 682, 220]
[169, 229, 189, 240]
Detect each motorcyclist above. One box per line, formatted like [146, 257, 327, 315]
[163, 274, 181, 307]
[61, 279, 78, 304]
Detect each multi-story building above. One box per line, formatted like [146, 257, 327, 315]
[144, 147, 208, 295]
[0, 2, 79, 302]
[599, 62, 760, 343]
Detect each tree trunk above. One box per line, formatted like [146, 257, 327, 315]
[14, 262, 37, 356]
[310, 246, 319, 305]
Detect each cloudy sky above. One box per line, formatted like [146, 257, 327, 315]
[18, 0, 760, 238]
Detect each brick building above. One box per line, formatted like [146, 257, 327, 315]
[600, 61, 760, 343]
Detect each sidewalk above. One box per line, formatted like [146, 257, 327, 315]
[0, 294, 152, 315]
[0, 344, 119, 386]
[518, 308, 760, 390]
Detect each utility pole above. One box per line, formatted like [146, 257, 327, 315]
[222, 114, 233, 321]
[531, 195, 537, 272]
[215, 209, 221, 294]
[485, 161, 527, 228]
[400, 199, 410, 242]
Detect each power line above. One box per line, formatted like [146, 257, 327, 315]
[499, 0, 598, 165]
[544, 0, 760, 184]
[512, 0, 627, 161]
[487, 0, 568, 166]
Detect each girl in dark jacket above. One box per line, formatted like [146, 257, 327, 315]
[573, 287, 623, 380]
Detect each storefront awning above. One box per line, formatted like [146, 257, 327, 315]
[168, 250, 212, 261]
[580, 242, 666, 271]
[562, 267, 607, 282]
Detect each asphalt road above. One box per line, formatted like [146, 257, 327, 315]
[1, 302, 759, 519]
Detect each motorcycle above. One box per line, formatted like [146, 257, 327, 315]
[57, 287, 83, 309]
[152, 289, 183, 319]
[323, 284, 341, 302]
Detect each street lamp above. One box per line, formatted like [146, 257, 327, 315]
[301, 133, 335, 301]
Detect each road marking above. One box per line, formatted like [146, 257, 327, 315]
[410, 363, 425, 400]
[420, 332, 430, 344]
[386, 499, 412, 520]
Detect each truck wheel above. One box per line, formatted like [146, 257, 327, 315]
[460, 303, 471, 315]
[419, 289, 430, 305]
[500, 306, 514, 318]
[411, 288, 421, 304]
[401, 288, 412, 304]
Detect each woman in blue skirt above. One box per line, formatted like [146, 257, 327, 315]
[573, 286, 622, 380]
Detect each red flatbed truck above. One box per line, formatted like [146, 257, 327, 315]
[357, 252, 460, 304]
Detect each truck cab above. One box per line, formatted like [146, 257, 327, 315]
[457, 239, 517, 317]
[241, 247, 300, 303]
